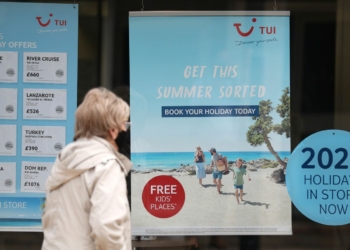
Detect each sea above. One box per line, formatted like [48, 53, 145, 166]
[0, 219, 42, 227]
[131, 151, 290, 170]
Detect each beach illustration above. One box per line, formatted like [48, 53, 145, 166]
[131, 158, 291, 235]
[130, 90, 291, 235]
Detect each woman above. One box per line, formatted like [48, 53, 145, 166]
[194, 146, 206, 185]
[42, 87, 132, 250]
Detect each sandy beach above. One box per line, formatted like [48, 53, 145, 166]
[131, 167, 292, 235]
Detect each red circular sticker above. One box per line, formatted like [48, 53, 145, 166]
[142, 175, 185, 218]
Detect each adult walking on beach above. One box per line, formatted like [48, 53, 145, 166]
[209, 148, 223, 194]
[232, 158, 251, 204]
[194, 146, 206, 185]
[42, 87, 132, 250]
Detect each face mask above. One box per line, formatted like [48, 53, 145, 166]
[115, 131, 130, 159]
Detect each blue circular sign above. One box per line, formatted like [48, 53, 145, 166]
[287, 129, 350, 226]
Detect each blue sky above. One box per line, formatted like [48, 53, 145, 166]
[130, 15, 290, 152]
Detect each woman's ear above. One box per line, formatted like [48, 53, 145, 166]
[109, 128, 119, 140]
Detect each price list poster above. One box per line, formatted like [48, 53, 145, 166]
[0, 2, 78, 231]
[130, 12, 291, 235]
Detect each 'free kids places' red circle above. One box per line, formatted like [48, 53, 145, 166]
[142, 175, 185, 218]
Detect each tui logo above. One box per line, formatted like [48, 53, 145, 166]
[234, 18, 277, 37]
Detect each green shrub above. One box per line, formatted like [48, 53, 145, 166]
[261, 162, 279, 169]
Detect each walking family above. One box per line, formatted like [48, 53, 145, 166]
[194, 146, 251, 203]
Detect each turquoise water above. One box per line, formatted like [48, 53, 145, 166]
[131, 151, 290, 170]
[0, 219, 42, 227]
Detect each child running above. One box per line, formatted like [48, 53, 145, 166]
[232, 158, 251, 204]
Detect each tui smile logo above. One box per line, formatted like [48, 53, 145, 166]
[36, 13, 67, 27]
[234, 18, 277, 37]
[233, 18, 257, 37]
[36, 13, 53, 27]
